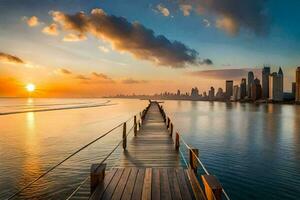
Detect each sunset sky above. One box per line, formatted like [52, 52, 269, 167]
[0, 0, 300, 97]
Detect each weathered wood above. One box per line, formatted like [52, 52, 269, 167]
[111, 168, 131, 200]
[176, 168, 193, 200]
[90, 163, 106, 194]
[189, 148, 199, 174]
[201, 175, 222, 200]
[186, 169, 206, 200]
[175, 132, 180, 151]
[152, 168, 161, 200]
[161, 168, 172, 200]
[167, 117, 171, 128]
[134, 115, 137, 136]
[168, 168, 182, 200]
[142, 168, 152, 200]
[119, 102, 182, 168]
[101, 168, 124, 200]
[170, 123, 173, 136]
[123, 122, 127, 150]
[121, 168, 138, 200]
[132, 169, 145, 199]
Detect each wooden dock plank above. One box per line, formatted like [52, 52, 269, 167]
[101, 168, 124, 200]
[111, 168, 131, 200]
[120, 168, 138, 200]
[131, 169, 145, 200]
[118, 102, 182, 168]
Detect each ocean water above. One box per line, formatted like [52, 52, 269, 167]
[0, 98, 300, 199]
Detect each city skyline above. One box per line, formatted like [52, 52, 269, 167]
[1, 1, 300, 97]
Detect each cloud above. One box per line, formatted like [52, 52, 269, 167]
[98, 45, 110, 53]
[203, 19, 210, 27]
[176, 0, 269, 35]
[0, 52, 25, 64]
[76, 74, 90, 80]
[42, 23, 59, 36]
[91, 72, 114, 83]
[187, 68, 261, 80]
[180, 4, 192, 16]
[122, 78, 148, 84]
[63, 33, 86, 42]
[156, 4, 170, 17]
[49, 8, 212, 68]
[55, 68, 72, 75]
[26, 16, 39, 27]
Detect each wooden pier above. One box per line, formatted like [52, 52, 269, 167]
[89, 102, 224, 200]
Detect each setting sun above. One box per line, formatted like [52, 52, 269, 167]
[26, 83, 36, 92]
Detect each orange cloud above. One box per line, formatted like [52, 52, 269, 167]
[26, 16, 39, 27]
[0, 52, 25, 64]
[216, 17, 239, 35]
[122, 78, 148, 84]
[42, 23, 59, 36]
[63, 33, 87, 42]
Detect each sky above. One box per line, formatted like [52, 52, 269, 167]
[0, 0, 300, 97]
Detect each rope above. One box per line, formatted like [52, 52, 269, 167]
[6, 113, 137, 200]
[65, 123, 135, 200]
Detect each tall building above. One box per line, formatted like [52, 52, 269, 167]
[240, 78, 247, 99]
[233, 85, 240, 101]
[292, 82, 296, 99]
[269, 67, 284, 101]
[262, 66, 270, 99]
[296, 67, 300, 102]
[251, 78, 262, 101]
[216, 88, 224, 98]
[191, 87, 199, 97]
[225, 80, 233, 98]
[177, 89, 181, 96]
[248, 71, 254, 98]
[208, 87, 215, 100]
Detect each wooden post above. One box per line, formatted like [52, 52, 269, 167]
[90, 163, 106, 194]
[134, 115, 137, 136]
[189, 148, 199, 174]
[175, 132, 180, 150]
[170, 123, 173, 136]
[201, 175, 223, 200]
[123, 122, 127, 150]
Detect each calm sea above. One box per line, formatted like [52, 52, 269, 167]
[0, 98, 299, 199]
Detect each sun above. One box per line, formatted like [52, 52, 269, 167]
[26, 83, 36, 92]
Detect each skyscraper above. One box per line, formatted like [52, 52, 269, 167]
[248, 71, 254, 98]
[233, 85, 240, 101]
[262, 66, 270, 99]
[208, 87, 215, 100]
[225, 80, 233, 98]
[296, 67, 300, 102]
[240, 78, 247, 99]
[251, 78, 262, 101]
[269, 67, 284, 101]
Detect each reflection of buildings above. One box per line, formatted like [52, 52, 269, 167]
[262, 66, 270, 99]
[296, 67, 300, 102]
[269, 68, 284, 101]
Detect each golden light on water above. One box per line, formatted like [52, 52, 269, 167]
[26, 83, 36, 92]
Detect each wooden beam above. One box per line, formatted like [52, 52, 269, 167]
[90, 163, 106, 194]
[189, 148, 199, 174]
[170, 123, 173, 136]
[134, 115, 137, 136]
[123, 122, 127, 150]
[175, 132, 180, 151]
[201, 175, 222, 200]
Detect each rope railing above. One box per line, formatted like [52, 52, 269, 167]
[6, 110, 143, 200]
[157, 103, 231, 200]
[65, 121, 136, 200]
